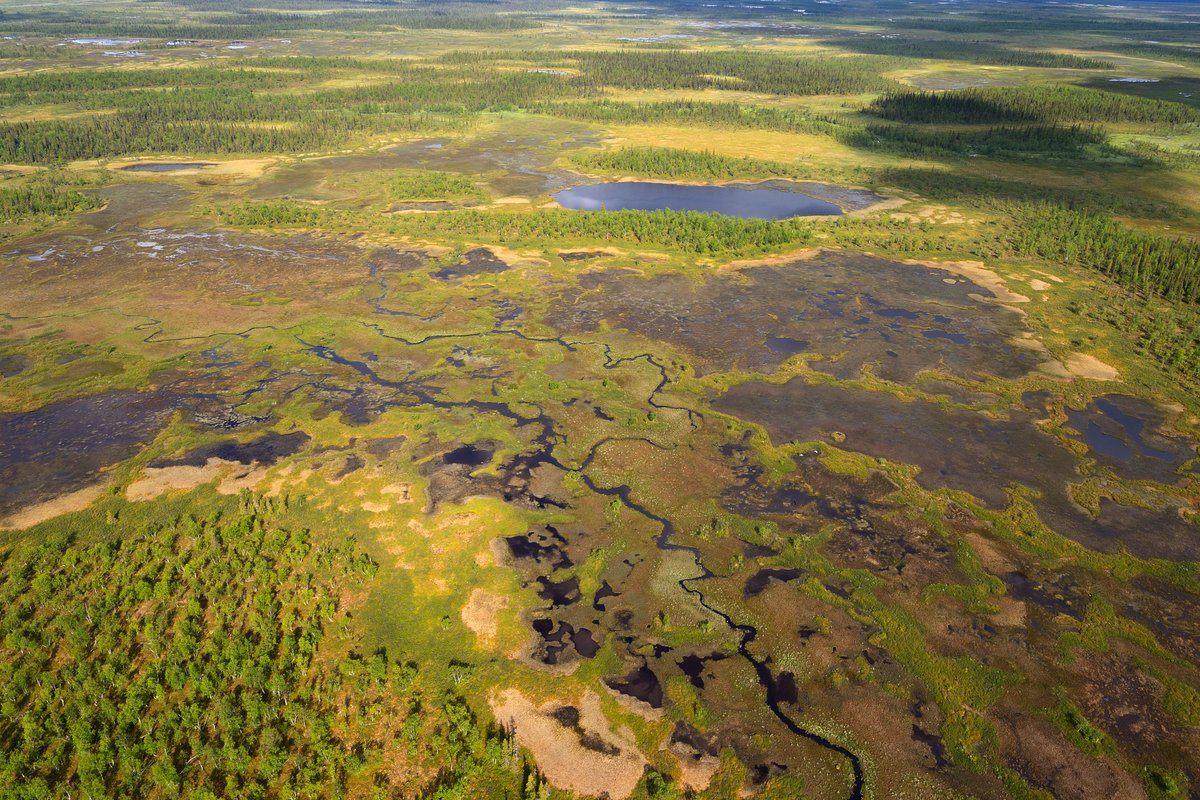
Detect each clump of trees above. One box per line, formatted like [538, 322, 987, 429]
[0, 500, 543, 799]
[823, 36, 1114, 69]
[1004, 202, 1200, 304]
[842, 122, 1108, 159]
[388, 170, 480, 202]
[0, 184, 100, 222]
[219, 200, 816, 257]
[539, 99, 840, 135]
[869, 85, 1200, 126]
[572, 146, 798, 181]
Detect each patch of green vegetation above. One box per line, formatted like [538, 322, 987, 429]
[1047, 689, 1116, 757]
[0, 496, 540, 799]
[869, 86, 1200, 125]
[218, 201, 816, 257]
[571, 146, 800, 182]
[1142, 765, 1190, 800]
[388, 170, 482, 203]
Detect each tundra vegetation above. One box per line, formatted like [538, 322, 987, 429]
[1, 0, 1199, 799]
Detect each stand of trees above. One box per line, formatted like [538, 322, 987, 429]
[1004, 203, 1200, 304]
[842, 122, 1109, 159]
[0, 185, 100, 222]
[539, 99, 840, 136]
[869, 86, 1200, 126]
[823, 35, 1114, 69]
[0, 5, 536, 39]
[0, 499, 545, 800]
[217, 201, 816, 257]
[572, 146, 799, 181]
[447, 48, 899, 95]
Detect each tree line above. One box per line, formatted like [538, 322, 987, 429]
[822, 36, 1114, 70]
[868, 85, 1200, 126]
[841, 122, 1109, 160]
[572, 146, 800, 182]
[538, 99, 841, 136]
[447, 48, 900, 95]
[218, 200, 817, 257]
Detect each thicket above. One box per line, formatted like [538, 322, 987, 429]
[0, 184, 101, 222]
[0, 67, 303, 106]
[0, 6, 536, 38]
[842, 122, 1109, 159]
[824, 35, 1114, 69]
[868, 86, 1200, 125]
[0, 500, 543, 799]
[388, 170, 481, 202]
[0, 65, 581, 162]
[448, 48, 899, 95]
[874, 166, 1184, 219]
[538, 99, 841, 135]
[218, 201, 816, 256]
[1004, 203, 1200, 304]
[572, 146, 800, 181]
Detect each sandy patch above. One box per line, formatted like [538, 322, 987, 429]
[719, 246, 822, 271]
[490, 689, 646, 799]
[1038, 352, 1120, 381]
[126, 458, 227, 501]
[1029, 279, 1052, 291]
[0, 483, 106, 531]
[382, 482, 412, 502]
[267, 466, 313, 497]
[673, 750, 720, 793]
[1063, 353, 1120, 381]
[362, 501, 390, 513]
[492, 196, 531, 205]
[217, 464, 270, 494]
[846, 194, 908, 218]
[480, 244, 548, 269]
[964, 532, 1017, 575]
[462, 588, 508, 647]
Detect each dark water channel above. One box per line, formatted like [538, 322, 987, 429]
[297, 332, 865, 800]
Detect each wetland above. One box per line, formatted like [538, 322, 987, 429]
[2, 3, 1200, 799]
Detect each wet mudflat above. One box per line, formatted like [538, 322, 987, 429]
[79, 183, 193, 228]
[553, 181, 843, 219]
[549, 251, 1040, 381]
[247, 131, 593, 201]
[714, 379, 1199, 561]
[0, 390, 178, 517]
[150, 431, 310, 468]
[1067, 394, 1197, 482]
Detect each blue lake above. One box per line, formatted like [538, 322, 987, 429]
[122, 162, 216, 172]
[553, 181, 843, 219]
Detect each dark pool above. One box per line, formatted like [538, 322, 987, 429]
[553, 181, 843, 219]
[122, 162, 216, 172]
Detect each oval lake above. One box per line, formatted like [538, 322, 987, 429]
[553, 181, 843, 219]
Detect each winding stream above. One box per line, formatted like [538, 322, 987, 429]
[297, 328, 865, 799]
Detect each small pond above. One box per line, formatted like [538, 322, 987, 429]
[553, 181, 843, 219]
[122, 162, 216, 172]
